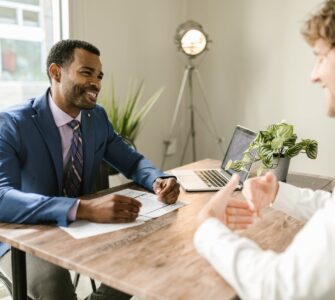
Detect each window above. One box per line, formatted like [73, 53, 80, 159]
[0, 0, 66, 109]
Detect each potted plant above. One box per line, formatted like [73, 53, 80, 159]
[225, 121, 318, 181]
[96, 79, 164, 189]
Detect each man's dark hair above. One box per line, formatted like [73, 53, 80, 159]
[46, 39, 100, 82]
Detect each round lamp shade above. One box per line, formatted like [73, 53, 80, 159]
[175, 20, 209, 57]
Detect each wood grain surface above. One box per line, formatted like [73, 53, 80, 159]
[0, 159, 332, 300]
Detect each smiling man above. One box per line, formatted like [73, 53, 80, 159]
[0, 40, 179, 300]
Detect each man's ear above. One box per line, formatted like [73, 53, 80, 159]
[49, 63, 61, 82]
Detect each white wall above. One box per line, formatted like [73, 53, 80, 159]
[69, 0, 334, 176]
[68, 0, 188, 170]
[187, 0, 333, 176]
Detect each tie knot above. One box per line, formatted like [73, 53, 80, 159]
[67, 120, 80, 130]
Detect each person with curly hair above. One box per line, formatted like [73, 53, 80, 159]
[194, 1, 335, 299]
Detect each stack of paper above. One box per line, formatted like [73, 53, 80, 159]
[60, 189, 187, 239]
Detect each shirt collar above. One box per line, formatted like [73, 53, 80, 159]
[48, 92, 81, 127]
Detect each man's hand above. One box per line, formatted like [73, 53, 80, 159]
[242, 172, 279, 215]
[77, 194, 142, 223]
[224, 198, 254, 230]
[198, 174, 253, 230]
[153, 177, 180, 204]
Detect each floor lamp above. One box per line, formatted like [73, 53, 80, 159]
[161, 20, 224, 169]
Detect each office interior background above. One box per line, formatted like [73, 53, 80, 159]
[0, 0, 330, 177]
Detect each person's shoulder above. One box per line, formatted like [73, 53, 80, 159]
[87, 103, 108, 120]
[90, 103, 106, 114]
[0, 90, 47, 121]
[0, 99, 34, 123]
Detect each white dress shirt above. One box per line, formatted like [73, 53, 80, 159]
[194, 182, 335, 300]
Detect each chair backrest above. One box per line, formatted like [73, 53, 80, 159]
[0, 270, 12, 297]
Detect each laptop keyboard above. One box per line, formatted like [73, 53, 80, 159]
[195, 170, 229, 188]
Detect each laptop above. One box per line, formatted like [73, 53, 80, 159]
[171, 125, 256, 191]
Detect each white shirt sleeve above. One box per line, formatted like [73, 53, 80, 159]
[273, 182, 333, 221]
[194, 201, 335, 300]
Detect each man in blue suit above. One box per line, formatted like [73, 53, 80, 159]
[0, 39, 180, 299]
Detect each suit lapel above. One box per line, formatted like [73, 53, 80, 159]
[81, 111, 95, 194]
[31, 90, 63, 193]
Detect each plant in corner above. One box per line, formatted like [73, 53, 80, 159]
[96, 79, 164, 189]
[225, 121, 318, 180]
[100, 79, 164, 145]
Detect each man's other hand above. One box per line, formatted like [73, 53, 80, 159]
[197, 174, 246, 226]
[224, 198, 254, 230]
[242, 172, 279, 215]
[153, 177, 180, 204]
[77, 194, 142, 223]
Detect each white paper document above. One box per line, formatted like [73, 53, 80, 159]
[60, 189, 188, 239]
[115, 189, 187, 218]
[60, 218, 146, 239]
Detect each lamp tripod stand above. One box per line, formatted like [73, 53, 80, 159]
[161, 59, 224, 169]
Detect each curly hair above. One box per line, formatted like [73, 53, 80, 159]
[46, 39, 100, 82]
[302, 0, 335, 46]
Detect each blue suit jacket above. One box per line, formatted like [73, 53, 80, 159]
[0, 89, 167, 255]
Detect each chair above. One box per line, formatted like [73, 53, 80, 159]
[0, 269, 96, 299]
[0, 269, 33, 300]
[73, 272, 97, 292]
[0, 270, 12, 296]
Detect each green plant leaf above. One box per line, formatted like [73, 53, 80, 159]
[134, 87, 164, 122]
[262, 154, 274, 169]
[225, 160, 233, 170]
[271, 137, 285, 150]
[285, 143, 303, 158]
[303, 139, 318, 159]
[277, 123, 293, 139]
[99, 78, 164, 143]
[225, 160, 247, 172]
[283, 134, 297, 147]
[267, 124, 278, 134]
[242, 152, 252, 163]
[258, 144, 273, 157]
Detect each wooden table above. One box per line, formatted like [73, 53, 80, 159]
[0, 159, 333, 300]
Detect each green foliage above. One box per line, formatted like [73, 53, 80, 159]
[225, 121, 318, 175]
[99, 79, 164, 143]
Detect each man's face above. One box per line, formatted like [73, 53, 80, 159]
[310, 39, 335, 116]
[57, 48, 103, 117]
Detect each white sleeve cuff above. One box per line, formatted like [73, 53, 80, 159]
[194, 217, 232, 256]
[272, 182, 301, 214]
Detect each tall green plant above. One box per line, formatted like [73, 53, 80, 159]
[99, 80, 164, 143]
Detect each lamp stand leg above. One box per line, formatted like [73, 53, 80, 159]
[188, 66, 196, 162]
[194, 68, 224, 154]
[180, 128, 191, 165]
[161, 63, 224, 170]
[161, 66, 190, 169]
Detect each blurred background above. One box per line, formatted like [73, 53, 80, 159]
[0, 0, 329, 176]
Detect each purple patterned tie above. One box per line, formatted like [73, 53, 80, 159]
[63, 120, 83, 197]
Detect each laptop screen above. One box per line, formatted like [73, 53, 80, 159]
[221, 126, 256, 183]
